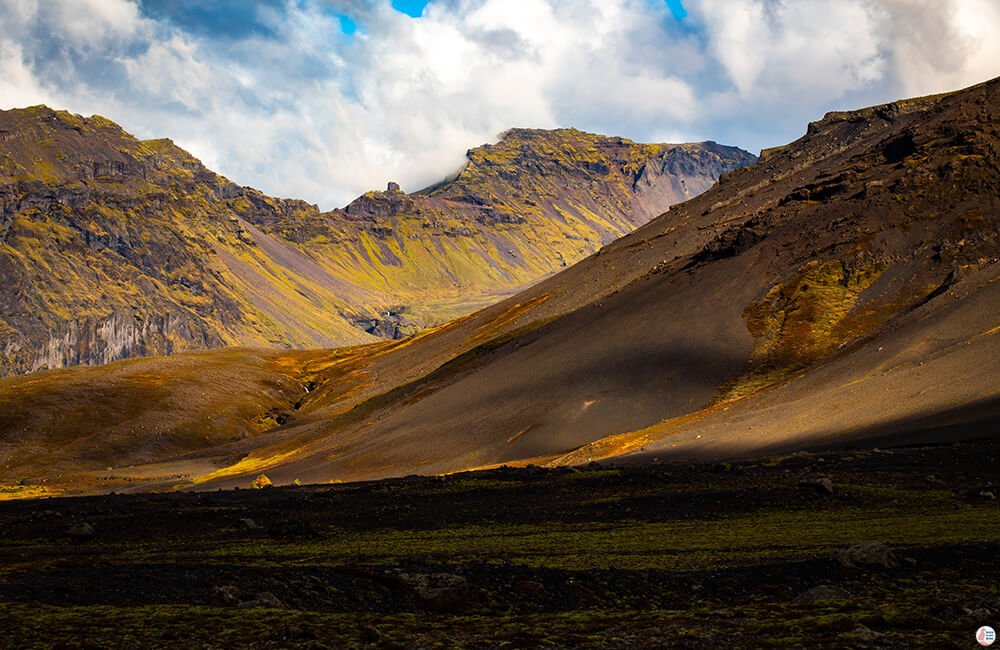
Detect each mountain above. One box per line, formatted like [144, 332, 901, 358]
[5, 76, 1000, 497]
[0, 110, 753, 377]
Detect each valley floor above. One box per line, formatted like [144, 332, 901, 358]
[0, 440, 998, 648]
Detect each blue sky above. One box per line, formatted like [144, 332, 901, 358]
[391, 0, 428, 18]
[1, 0, 998, 208]
[663, 0, 687, 20]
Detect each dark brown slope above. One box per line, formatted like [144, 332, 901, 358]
[3, 77, 1000, 495]
[197, 75, 1000, 488]
[0, 112, 752, 377]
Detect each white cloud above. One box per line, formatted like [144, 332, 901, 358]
[875, 0, 1000, 97]
[695, 0, 884, 105]
[0, 42, 51, 106]
[0, 0, 998, 208]
[43, 0, 147, 48]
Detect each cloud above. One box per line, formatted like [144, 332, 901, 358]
[0, 41, 51, 106]
[0, 0, 998, 209]
[875, 0, 1000, 96]
[136, 0, 286, 39]
[122, 35, 218, 112]
[29, 0, 147, 50]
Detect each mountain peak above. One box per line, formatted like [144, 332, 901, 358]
[0, 108, 753, 378]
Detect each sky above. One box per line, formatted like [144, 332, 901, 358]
[2, 0, 999, 209]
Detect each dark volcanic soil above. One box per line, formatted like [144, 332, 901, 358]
[1, 441, 998, 648]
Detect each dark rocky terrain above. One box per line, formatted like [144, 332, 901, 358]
[0, 441, 997, 647]
[0, 110, 751, 377]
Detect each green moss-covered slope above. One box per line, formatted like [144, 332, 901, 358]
[0, 108, 753, 376]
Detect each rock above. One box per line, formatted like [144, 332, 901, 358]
[65, 523, 94, 540]
[360, 625, 384, 644]
[239, 518, 259, 530]
[266, 517, 319, 539]
[798, 476, 834, 494]
[563, 579, 603, 604]
[254, 592, 285, 609]
[399, 572, 471, 610]
[237, 592, 285, 609]
[514, 579, 547, 600]
[708, 608, 735, 617]
[386, 181, 401, 192]
[963, 606, 992, 621]
[797, 584, 853, 601]
[280, 624, 316, 641]
[835, 542, 901, 569]
[852, 628, 884, 642]
[213, 585, 241, 606]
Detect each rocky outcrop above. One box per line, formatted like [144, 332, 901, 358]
[343, 183, 416, 221]
[30, 311, 222, 372]
[632, 142, 755, 221]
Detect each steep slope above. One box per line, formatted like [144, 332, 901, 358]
[187, 75, 1000, 487]
[6, 76, 1000, 496]
[0, 109, 752, 376]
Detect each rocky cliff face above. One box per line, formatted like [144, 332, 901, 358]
[0, 108, 753, 376]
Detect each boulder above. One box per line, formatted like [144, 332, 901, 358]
[797, 584, 853, 601]
[237, 592, 285, 609]
[213, 585, 241, 605]
[398, 572, 471, 611]
[360, 625, 384, 644]
[279, 625, 316, 641]
[835, 542, 900, 569]
[798, 476, 834, 494]
[65, 523, 94, 540]
[851, 628, 885, 642]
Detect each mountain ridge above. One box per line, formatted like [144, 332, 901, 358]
[6, 76, 1000, 496]
[0, 107, 753, 377]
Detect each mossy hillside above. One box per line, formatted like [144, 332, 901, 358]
[744, 260, 884, 368]
[700, 258, 889, 403]
[1, 109, 753, 377]
[0, 110, 306, 363]
[319, 128, 755, 318]
[0, 106, 389, 376]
